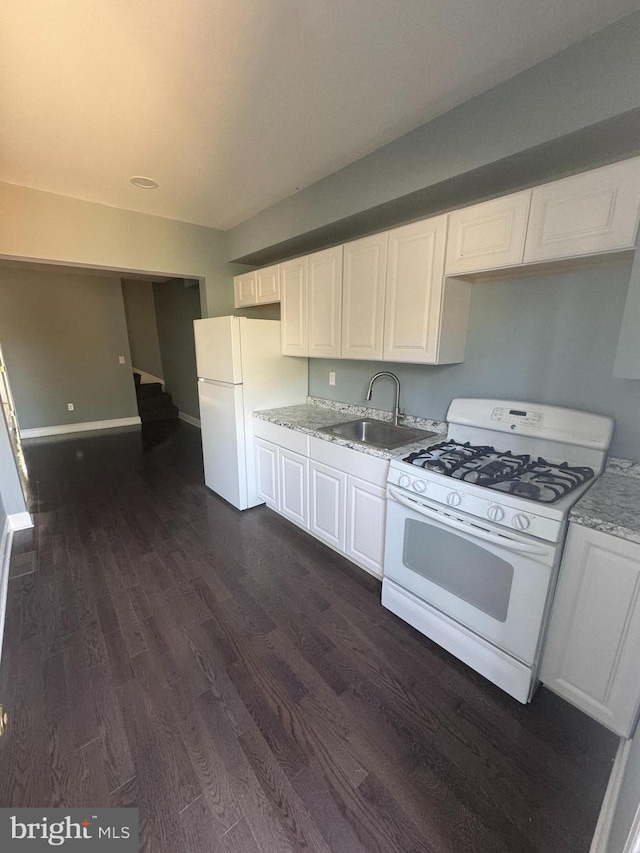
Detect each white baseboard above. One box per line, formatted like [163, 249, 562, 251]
[0, 518, 14, 667]
[590, 737, 633, 852]
[21, 416, 142, 439]
[9, 512, 33, 531]
[133, 367, 165, 388]
[178, 412, 201, 428]
[0, 511, 34, 667]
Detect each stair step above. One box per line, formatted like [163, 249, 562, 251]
[136, 382, 163, 399]
[137, 392, 173, 411]
[141, 405, 179, 423]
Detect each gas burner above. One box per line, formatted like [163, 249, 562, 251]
[403, 443, 595, 503]
[486, 459, 595, 504]
[404, 441, 493, 475]
[451, 451, 530, 484]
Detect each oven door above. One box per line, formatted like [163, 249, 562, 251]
[384, 485, 557, 664]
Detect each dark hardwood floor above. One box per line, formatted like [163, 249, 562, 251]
[0, 421, 617, 852]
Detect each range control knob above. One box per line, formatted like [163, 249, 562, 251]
[512, 513, 530, 531]
[446, 491, 462, 507]
[487, 504, 505, 522]
[413, 479, 427, 493]
[398, 474, 411, 488]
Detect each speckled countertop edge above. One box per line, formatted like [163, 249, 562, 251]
[253, 396, 447, 460]
[570, 457, 640, 545]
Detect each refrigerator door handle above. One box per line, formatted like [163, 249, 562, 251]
[198, 377, 241, 387]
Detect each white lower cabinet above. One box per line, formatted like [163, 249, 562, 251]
[254, 421, 388, 577]
[255, 438, 279, 508]
[345, 477, 386, 576]
[540, 523, 640, 737]
[309, 461, 346, 551]
[279, 448, 309, 528]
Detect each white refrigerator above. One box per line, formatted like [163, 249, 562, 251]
[194, 316, 308, 510]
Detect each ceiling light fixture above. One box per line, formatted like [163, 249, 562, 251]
[130, 176, 159, 189]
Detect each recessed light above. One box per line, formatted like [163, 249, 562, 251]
[130, 176, 159, 189]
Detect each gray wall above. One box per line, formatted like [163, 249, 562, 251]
[0, 181, 236, 324]
[121, 280, 164, 377]
[226, 12, 640, 262]
[0, 407, 26, 515]
[0, 267, 138, 430]
[153, 279, 201, 420]
[309, 261, 640, 460]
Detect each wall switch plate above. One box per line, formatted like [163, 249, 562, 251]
[67, 402, 74, 411]
[329, 372, 336, 386]
[118, 355, 126, 364]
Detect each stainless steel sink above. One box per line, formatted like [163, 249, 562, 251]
[318, 418, 437, 449]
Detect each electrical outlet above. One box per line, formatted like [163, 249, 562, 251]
[67, 402, 74, 411]
[118, 355, 126, 364]
[329, 372, 336, 386]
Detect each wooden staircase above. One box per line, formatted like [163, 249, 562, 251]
[133, 372, 179, 422]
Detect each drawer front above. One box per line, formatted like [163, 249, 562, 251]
[308, 436, 388, 487]
[253, 419, 309, 455]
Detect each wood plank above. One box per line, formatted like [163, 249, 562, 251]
[0, 423, 617, 853]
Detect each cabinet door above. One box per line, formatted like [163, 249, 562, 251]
[383, 216, 448, 363]
[279, 448, 308, 528]
[257, 264, 280, 304]
[342, 233, 387, 360]
[234, 271, 257, 307]
[255, 439, 278, 508]
[309, 461, 346, 551]
[345, 477, 386, 578]
[540, 524, 640, 737]
[308, 246, 342, 358]
[524, 158, 640, 263]
[280, 257, 308, 356]
[445, 191, 531, 275]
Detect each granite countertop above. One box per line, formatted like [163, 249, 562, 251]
[253, 396, 447, 460]
[255, 400, 640, 543]
[570, 458, 640, 545]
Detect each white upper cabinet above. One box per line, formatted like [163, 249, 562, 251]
[383, 215, 455, 363]
[280, 256, 308, 356]
[256, 264, 280, 303]
[445, 190, 531, 275]
[341, 233, 388, 361]
[233, 271, 257, 307]
[234, 265, 279, 307]
[524, 157, 640, 263]
[307, 246, 343, 359]
[540, 523, 640, 738]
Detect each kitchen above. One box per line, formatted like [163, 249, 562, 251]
[1, 4, 640, 852]
[190, 153, 640, 851]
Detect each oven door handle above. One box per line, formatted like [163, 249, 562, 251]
[387, 486, 552, 556]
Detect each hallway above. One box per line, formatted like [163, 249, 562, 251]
[0, 423, 618, 852]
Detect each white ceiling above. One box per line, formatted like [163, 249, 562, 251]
[1, 1, 639, 231]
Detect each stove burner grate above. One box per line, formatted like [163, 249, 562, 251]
[403, 443, 594, 503]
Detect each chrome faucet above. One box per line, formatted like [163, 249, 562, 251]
[366, 371, 402, 426]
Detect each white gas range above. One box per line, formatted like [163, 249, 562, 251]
[382, 398, 614, 703]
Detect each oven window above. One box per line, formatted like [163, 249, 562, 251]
[403, 520, 514, 622]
